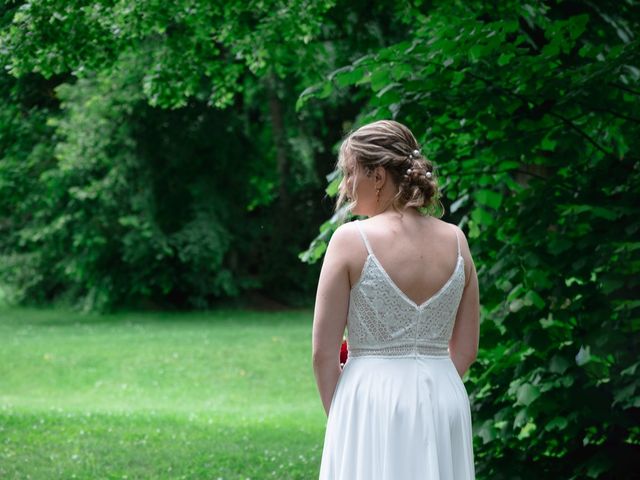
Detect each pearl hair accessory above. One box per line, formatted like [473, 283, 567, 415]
[406, 148, 431, 181]
[408, 149, 421, 160]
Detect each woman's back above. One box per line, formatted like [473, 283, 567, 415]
[313, 120, 478, 479]
[345, 215, 465, 358]
[319, 215, 476, 479]
[347, 212, 467, 307]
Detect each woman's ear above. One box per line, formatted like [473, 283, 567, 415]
[374, 165, 386, 187]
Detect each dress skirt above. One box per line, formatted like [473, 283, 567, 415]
[319, 355, 475, 480]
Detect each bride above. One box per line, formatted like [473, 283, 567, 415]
[312, 120, 479, 479]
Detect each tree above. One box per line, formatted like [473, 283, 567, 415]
[299, 2, 640, 478]
[0, 0, 410, 309]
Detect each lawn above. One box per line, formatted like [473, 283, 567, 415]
[0, 306, 326, 479]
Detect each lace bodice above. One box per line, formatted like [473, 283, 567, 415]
[347, 220, 465, 358]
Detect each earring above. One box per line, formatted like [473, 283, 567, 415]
[376, 187, 381, 203]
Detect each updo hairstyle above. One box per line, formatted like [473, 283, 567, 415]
[335, 120, 442, 217]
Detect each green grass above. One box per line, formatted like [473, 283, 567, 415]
[0, 306, 326, 479]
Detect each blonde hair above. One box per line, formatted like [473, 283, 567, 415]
[334, 120, 443, 218]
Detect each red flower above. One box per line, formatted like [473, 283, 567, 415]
[340, 339, 349, 365]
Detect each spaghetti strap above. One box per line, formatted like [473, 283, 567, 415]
[453, 225, 461, 258]
[355, 220, 373, 255]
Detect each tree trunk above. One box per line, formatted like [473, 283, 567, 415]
[267, 74, 289, 212]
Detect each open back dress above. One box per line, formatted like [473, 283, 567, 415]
[319, 219, 476, 480]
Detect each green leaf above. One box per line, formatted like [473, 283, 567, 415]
[487, 129, 505, 140]
[541, 135, 557, 151]
[507, 283, 526, 302]
[568, 14, 589, 40]
[296, 84, 320, 110]
[468, 220, 480, 239]
[526, 269, 552, 289]
[334, 66, 365, 87]
[524, 289, 545, 309]
[500, 19, 519, 33]
[513, 408, 528, 428]
[471, 207, 494, 226]
[578, 43, 595, 58]
[391, 62, 413, 81]
[586, 454, 614, 478]
[575, 345, 591, 366]
[601, 275, 625, 294]
[469, 44, 485, 62]
[370, 69, 390, 92]
[516, 383, 541, 406]
[548, 238, 572, 255]
[549, 355, 570, 374]
[376, 82, 401, 98]
[612, 383, 636, 407]
[542, 41, 560, 57]
[475, 189, 503, 209]
[325, 176, 340, 196]
[451, 71, 465, 85]
[509, 298, 524, 313]
[450, 194, 469, 213]
[477, 419, 498, 444]
[498, 160, 520, 170]
[544, 416, 568, 431]
[591, 206, 620, 221]
[540, 315, 573, 331]
[517, 421, 537, 439]
[316, 81, 333, 99]
[621, 362, 639, 376]
[497, 53, 514, 66]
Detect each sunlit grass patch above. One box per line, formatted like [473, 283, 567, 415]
[0, 306, 326, 479]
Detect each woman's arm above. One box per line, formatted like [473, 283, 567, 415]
[312, 224, 352, 416]
[449, 226, 480, 379]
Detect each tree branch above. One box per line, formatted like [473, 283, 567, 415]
[577, 103, 640, 124]
[546, 111, 616, 159]
[608, 82, 640, 96]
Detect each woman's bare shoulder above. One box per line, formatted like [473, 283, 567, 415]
[330, 220, 358, 241]
[449, 222, 470, 248]
[327, 221, 363, 255]
[428, 217, 466, 237]
[444, 222, 475, 275]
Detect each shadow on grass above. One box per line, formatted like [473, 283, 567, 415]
[0, 305, 313, 328]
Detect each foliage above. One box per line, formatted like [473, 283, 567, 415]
[1, 0, 336, 108]
[0, 0, 414, 310]
[0, 63, 256, 310]
[0, 69, 60, 304]
[299, 1, 640, 478]
[2, 0, 638, 474]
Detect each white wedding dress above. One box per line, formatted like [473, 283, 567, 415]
[319, 220, 475, 480]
